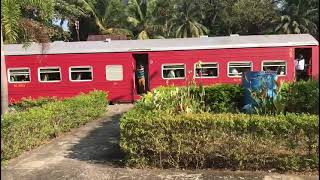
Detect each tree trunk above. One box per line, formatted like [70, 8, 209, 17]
[1, 26, 9, 114]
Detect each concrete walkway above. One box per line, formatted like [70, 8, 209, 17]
[1, 104, 318, 180]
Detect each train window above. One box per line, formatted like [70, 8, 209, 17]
[106, 65, 123, 81]
[39, 67, 61, 82]
[162, 64, 186, 79]
[70, 66, 93, 81]
[8, 68, 31, 83]
[262, 61, 286, 76]
[228, 62, 252, 77]
[194, 63, 218, 78]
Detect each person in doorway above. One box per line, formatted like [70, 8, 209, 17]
[295, 54, 305, 81]
[136, 65, 145, 94]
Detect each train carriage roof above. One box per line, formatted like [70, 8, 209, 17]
[4, 34, 319, 56]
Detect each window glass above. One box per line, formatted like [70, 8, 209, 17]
[106, 65, 123, 81]
[195, 63, 218, 78]
[162, 64, 185, 79]
[70, 67, 92, 81]
[228, 62, 252, 77]
[262, 61, 286, 75]
[8, 68, 30, 83]
[39, 68, 61, 82]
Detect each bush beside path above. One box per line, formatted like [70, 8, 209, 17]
[1, 91, 108, 164]
[120, 82, 319, 172]
[1, 104, 318, 180]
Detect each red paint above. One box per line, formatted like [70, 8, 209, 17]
[5, 45, 319, 103]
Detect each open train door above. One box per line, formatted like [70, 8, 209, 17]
[294, 48, 313, 81]
[132, 53, 149, 96]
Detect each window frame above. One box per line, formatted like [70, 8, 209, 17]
[69, 66, 93, 82]
[194, 62, 219, 79]
[227, 61, 253, 78]
[261, 60, 287, 77]
[106, 65, 124, 81]
[161, 63, 186, 80]
[7, 67, 31, 83]
[38, 67, 62, 83]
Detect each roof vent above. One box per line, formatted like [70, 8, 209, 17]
[104, 38, 111, 43]
[230, 34, 239, 37]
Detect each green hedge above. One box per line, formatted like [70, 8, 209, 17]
[284, 80, 319, 114]
[139, 80, 318, 114]
[120, 109, 319, 171]
[201, 84, 243, 112]
[10, 97, 57, 112]
[1, 91, 108, 163]
[137, 84, 244, 113]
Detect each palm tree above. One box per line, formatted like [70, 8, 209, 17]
[70, 0, 132, 38]
[169, 0, 208, 38]
[273, 0, 318, 36]
[1, 0, 54, 114]
[54, 0, 90, 23]
[126, 0, 163, 39]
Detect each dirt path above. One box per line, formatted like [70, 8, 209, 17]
[1, 104, 318, 180]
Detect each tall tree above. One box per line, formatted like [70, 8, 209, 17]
[65, 0, 132, 40]
[197, 0, 224, 36]
[1, 0, 54, 114]
[232, 0, 277, 34]
[213, 0, 276, 35]
[1, 27, 8, 114]
[152, 0, 175, 38]
[92, 0, 132, 37]
[126, 0, 163, 39]
[1, 0, 54, 44]
[169, 0, 208, 38]
[53, 0, 92, 41]
[273, 0, 318, 38]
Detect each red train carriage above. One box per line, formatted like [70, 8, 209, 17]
[3, 34, 319, 103]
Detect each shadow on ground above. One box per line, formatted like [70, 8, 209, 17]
[66, 113, 126, 167]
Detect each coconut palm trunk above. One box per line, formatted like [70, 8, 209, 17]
[1, 26, 9, 114]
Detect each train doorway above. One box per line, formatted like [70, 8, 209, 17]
[133, 53, 149, 95]
[294, 48, 312, 81]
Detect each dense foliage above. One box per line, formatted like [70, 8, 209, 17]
[120, 81, 319, 171]
[2, 0, 319, 43]
[9, 97, 57, 112]
[136, 84, 244, 114]
[1, 0, 55, 44]
[1, 91, 108, 163]
[138, 81, 319, 115]
[120, 110, 319, 171]
[285, 80, 319, 114]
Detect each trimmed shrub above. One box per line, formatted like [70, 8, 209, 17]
[285, 80, 319, 114]
[202, 84, 244, 112]
[120, 109, 319, 171]
[10, 97, 57, 112]
[1, 90, 108, 163]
